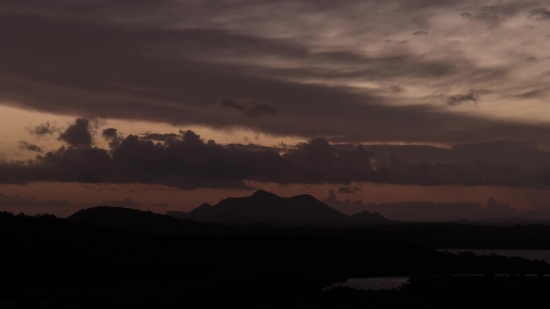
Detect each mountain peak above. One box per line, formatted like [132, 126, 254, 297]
[171, 190, 391, 226]
[197, 203, 211, 209]
[252, 190, 280, 199]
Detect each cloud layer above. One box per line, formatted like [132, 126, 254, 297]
[1, 0, 550, 144]
[1, 119, 548, 189]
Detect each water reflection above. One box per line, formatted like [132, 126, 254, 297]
[331, 277, 409, 291]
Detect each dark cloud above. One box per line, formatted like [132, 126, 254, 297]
[516, 88, 550, 99]
[102, 128, 123, 148]
[59, 118, 93, 147]
[0, 193, 144, 209]
[446, 93, 478, 106]
[1, 119, 549, 189]
[26, 122, 61, 138]
[102, 128, 118, 139]
[100, 197, 143, 208]
[411, 31, 428, 35]
[18, 141, 42, 153]
[530, 7, 550, 20]
[460, 4, 534, 24]
[348, 140, 550, 170]
[218, 98, 277, 118]
[472, 12, 499, 23]
[337, 186, 363, 194]
[384, 40, 408, 44]
[0, 193, 71, 207]
[140, 133, 179, 142]
[226, 143, 283, 152]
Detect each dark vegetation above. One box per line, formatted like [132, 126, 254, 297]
[3, 208, 550, 307]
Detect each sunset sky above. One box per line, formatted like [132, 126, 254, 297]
[1, 0, 549, 219]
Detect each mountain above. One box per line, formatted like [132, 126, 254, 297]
[167, 190, 391, 225]
[351, 211, 388, 223]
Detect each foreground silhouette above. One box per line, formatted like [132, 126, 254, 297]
[2, 210, 550, 307]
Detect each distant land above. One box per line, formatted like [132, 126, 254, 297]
[162, 189, 550, 226]
[323, 190, 550, 223]
[166, 190, 391, 225]
[65, 206, 550, 249]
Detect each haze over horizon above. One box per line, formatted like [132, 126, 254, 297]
[1, 0, 549, 219]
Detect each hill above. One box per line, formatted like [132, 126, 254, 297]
[67, 206, 227, 234]
[166, 190, 391, 225]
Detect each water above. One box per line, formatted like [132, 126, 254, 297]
[331, 250, 550, 291]
[438, 249, 550, 263]
[331, 277, 409, 291]
[332, 250, 550, 291]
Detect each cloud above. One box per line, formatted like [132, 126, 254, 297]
[2, 1, 550, 145]
[100, 197, 143, 208]
[218, 98, 277, 118]
[460, 4, 535, 24]
[0, 193, 145, 209]
[26, 122, 61, 138]
[346, 140, 550, 170]
[59, 118, 93, 147]
[461, 12, 499, 24]
[140, 133, 179, 142]
[384, 39, 409, 45]
[446, 93, 478, 106]
[102, 128, 123, 148]
[515, 88, 550, 99]
[1, 119, 549, 189]
[337, 186, 363, 194]
[530, 8, 550, 20]
[474, 12, 499, 23]
[18, 141, 42, 152]
[0, 193, 72, 207]
[411, 31, 428, 35]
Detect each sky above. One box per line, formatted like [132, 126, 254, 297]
[1, 0, 549, 220]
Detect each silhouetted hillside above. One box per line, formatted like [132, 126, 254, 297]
[67, 206, 228, 234]
[350, 210, 388, 222]
[64, 206, 550, 249]
[167, 190, 391, 225]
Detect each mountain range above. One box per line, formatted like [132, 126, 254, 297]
[166, 190, 391, 225]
